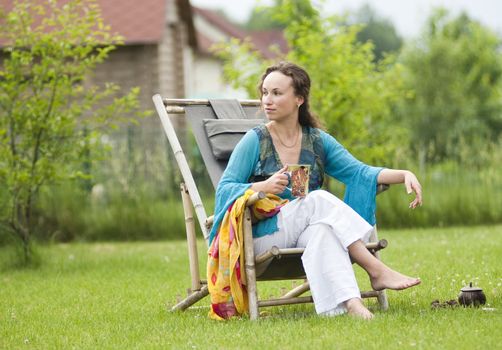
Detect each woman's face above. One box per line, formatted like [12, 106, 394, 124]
[261, 71, 304, 123]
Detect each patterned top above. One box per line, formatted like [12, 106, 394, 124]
[249, 124, 324, 197]
[209, 125, 383, 244]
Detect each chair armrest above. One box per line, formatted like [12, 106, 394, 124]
[205, 215, 214, 231]
[246, 191, 266, 206]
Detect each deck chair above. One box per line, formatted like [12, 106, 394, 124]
[152, 95, 390, 320]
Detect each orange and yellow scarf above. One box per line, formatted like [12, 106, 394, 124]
[207, 190, 287, 320]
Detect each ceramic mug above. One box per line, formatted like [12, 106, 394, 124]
[286, 164, 310, 197]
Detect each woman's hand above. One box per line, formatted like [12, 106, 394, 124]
[378, 169, 423, 209]
[251, 165, 289, 194]
[404, 171, 422, 209]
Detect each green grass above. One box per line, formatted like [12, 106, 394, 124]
[1, 225, 501, 349]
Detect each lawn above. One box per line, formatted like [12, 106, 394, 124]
[1, 225, 501, 349]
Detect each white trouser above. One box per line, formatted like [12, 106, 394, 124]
[253, 190, 373, 315]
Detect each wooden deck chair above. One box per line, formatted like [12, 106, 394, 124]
[152, 95, 390, 320]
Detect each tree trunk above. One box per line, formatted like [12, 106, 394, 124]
[13, 201, 32, 265]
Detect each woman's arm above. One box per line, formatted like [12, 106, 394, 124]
[320, 130, 383, 225]
[320, 130, 422, 220]
[209, 131, 260, 243]
[378, 169, 423, 209]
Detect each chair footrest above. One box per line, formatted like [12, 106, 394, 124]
[255, 239, 388, 265]
[258, 296, 312, 307]
[257, 290, 381, 308]
[255, 247, 304, 264]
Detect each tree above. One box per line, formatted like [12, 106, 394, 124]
[214, 0, 408, 164]
[352, 4, 403, 62]
[0, 0, 143, 264]
[398, 9, 502, 164]
[244, 3, 285, 30]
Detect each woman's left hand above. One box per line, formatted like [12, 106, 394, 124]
[404, 171, 422, 209]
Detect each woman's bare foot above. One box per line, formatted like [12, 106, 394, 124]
[370, 266, 421, 291]
[345, 298, 374, 320]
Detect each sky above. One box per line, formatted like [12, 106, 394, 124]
[189, 0, 502, 38]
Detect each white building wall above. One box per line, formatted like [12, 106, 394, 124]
[190, 13, 250, 99]
[190, 56, 247, 99]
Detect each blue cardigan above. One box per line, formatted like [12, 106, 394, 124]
[209, 128, 383, 244]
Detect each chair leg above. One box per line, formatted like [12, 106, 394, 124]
[180, 183, 201, 292]
[171, 286, 209, 311]
[243, 208, 259, 320]
[170, 184, 210, 313]
[377, 290, 389, 311]
[281, 281, 310, 299]
[370, 226, 389, 310]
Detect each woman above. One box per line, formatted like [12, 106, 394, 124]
[210, 61, 422, 320]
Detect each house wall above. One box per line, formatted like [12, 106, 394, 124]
[92, 44, 159, 111]
[158, 0, 192, 99]
[91, 0, 193, 105]
[87, 0, 195, 184]
[191, 55, 248, 99]
[89, 0, 194, 135]
[191, 12, 250, 99]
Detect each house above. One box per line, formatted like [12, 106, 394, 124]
[0, 0, 196, 105]
[191, 6, 288, 99]
[90, 0, 196, 106]
[0, 0, 197, 189]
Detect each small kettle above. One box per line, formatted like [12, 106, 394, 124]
[458, 282, 486, 307]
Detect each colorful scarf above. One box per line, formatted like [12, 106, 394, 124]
[207, 190, 288, 320]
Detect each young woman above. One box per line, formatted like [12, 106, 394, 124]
[209, 61, 422, 319]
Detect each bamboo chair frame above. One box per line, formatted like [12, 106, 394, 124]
[152, 95, 389, 320]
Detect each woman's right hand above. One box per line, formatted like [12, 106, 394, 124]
[251, 165, 289, 194]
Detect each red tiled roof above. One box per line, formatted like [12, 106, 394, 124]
[192, 6, 287, 59]
[196, 31, 214, 56]
[0, 0, 196, 47]
[192, 6, 247, 40]
[99, 0, 167, 44]
[250, 30, 288, 59]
